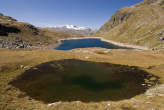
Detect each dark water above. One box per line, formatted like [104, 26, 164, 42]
[55, 38, 131, 50]
[11, 59, 159, 103]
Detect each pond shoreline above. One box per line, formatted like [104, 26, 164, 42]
[56, 37, 149, 50]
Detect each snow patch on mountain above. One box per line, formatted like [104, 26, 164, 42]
[53, 25, 88, 30]
[46, 25, 97, 35]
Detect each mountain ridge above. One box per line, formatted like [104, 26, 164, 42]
[96, 0, 164, 49]
[0, 13, 73, 48]
[53, 25, 88, 30]
[46, 25, 97, 36]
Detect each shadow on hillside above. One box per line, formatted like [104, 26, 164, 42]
[10, 59, 159, 103]
[0, 24, 20, 36]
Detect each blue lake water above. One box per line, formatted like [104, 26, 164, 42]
[55, 38, 132, 50]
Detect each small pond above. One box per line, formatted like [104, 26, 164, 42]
[55, 38, 132, 50]
[11, 59, 159, 103]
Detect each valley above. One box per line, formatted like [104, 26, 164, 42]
[0, 0, 164, 110]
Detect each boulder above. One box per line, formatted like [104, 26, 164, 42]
[160, 37, 164, 41]
[159, 32, 164, 41]
[0, 37, 32, 49]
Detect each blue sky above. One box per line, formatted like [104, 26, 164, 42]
[0, 0, 142, 29]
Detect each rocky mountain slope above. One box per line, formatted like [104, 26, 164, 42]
[46, 25, 96, 36]
[0, 13, 71, 48]
[96, 0, 164, 49]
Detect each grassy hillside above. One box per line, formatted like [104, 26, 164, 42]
[96, 0, 164, 49]
[0, 49, 164, 110]
[0, 13, 72, 48]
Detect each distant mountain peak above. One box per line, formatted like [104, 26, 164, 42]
[53, 25, 88, 30]
[46, 25, 96, 36]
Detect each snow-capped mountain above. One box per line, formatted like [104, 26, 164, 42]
[63, 25, 87, 30]
[47, 25, 97, 35]
[53, 25, 88, 30]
